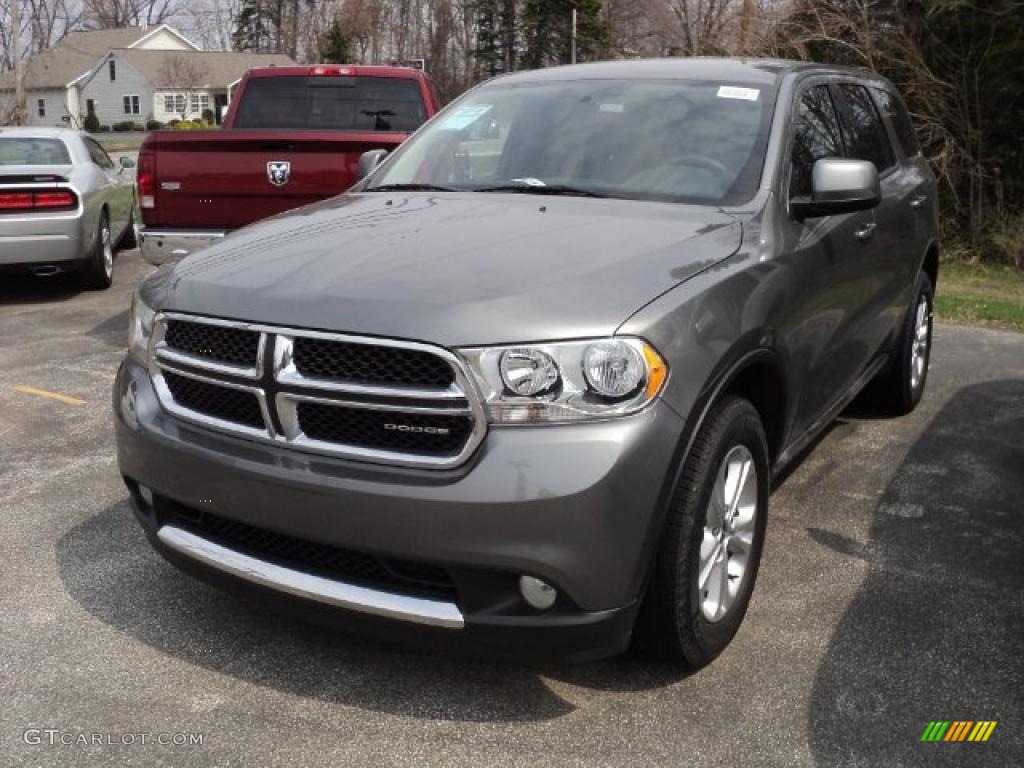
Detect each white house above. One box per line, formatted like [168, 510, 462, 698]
[1, 25, 293, 128]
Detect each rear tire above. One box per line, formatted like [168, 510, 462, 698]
[636, 396, 770, 669]
[82, 211, 114, 290]
[869, 272, 933, 415]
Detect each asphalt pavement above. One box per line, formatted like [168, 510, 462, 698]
[1, 250, 1021, 767]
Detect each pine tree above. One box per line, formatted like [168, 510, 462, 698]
[520, 0, 607, 69]
[233, 0, 266, 52]
[475, 0, 502, 78]
[320, 18, 352, 64]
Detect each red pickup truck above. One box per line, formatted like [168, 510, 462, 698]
[137, 65, 440, 264]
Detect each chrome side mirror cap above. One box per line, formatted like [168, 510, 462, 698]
[791, 158, 880, 219]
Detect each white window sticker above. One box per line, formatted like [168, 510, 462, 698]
[717, 86, 760, 101]
[599, 103, 624, 113]
[439, 105, 493, 131]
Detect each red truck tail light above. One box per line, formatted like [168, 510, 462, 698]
[0, 189, 78, 212]
[137, 149, 156, 209]
[309, 65, 353, 76]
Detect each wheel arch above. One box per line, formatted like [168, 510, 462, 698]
[631, 341, 790, 606]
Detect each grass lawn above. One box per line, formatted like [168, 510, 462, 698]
[935, 261, 1024, 332]
[94, 134, 146, 152]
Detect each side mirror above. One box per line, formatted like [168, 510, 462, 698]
[357, 149, 389, 180]
[791, 158, 880, 220]
[119, 155, 136, 169]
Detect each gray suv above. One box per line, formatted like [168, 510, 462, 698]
[114, 59, 938, 667]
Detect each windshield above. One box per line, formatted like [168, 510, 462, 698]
[233, 76, 427, 132]
[367, 78, 775, 204]
[0, 138, 71, 166]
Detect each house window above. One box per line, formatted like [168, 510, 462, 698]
[164, 94, 185, 114]
[123, 95, 140, 115]
[37, 99, 46, 117]
[190, 94, 209, 114]
[109, 59, 116, 81]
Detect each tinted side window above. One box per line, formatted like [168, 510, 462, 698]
[790, 85, 844, 198]
[837, 84, 896, 172]
[871, 87, 920, 158]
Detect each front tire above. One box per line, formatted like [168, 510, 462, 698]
[637, 396, 770, 668]
[82, 211, 114, 290]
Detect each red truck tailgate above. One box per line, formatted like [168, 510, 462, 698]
[145, 131, 407, 229]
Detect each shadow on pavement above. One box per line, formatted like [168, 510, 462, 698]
[807, 380, 1024, 766]
[0, 273, 84, 305]
[56, 499, 685, 723]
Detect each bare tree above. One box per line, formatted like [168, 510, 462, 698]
[84, 0, 183, 28]
[157, 53, 210, 121]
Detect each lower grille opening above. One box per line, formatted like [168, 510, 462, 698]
[297, 402, 472, 456]
[163, 371, 264, 429]
[158, 497, 457, 601]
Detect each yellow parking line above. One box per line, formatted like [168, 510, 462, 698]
[13, 385, 86, 406]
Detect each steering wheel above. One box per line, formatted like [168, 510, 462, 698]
[663, 154, 733, 183]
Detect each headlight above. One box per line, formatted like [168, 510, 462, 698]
[460, 337, 667, 424]
[127, 291, 156, 365]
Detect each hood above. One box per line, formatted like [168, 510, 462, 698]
[149, 192, 741, 347]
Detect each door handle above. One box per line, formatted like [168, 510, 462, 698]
[854, 222, 877, 242]
[909, 194, 928, 209]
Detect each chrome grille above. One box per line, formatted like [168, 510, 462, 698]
[293, 337, 455, 389]
[162, 370, 265, 430]
[149, 313, 486, 469]
[165, 319, 260, 368]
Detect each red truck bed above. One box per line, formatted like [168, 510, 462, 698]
[137, 65, 440, 263]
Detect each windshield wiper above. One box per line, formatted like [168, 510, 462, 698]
[364, 183, 459, 192]
[474, 183, 608, 198]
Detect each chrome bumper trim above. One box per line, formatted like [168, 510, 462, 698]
[138, 228, 226, 265]
[156, 525, 465, 629]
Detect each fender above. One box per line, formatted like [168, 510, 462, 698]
[627, 336, 788, 604]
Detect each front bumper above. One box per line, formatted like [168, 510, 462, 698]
[138, 227, 226, 265]
[114, 358, 685, 658]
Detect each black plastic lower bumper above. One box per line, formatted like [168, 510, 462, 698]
[129, 494, 638, 663]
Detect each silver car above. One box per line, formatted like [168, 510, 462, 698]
[0, 127, 136, 288]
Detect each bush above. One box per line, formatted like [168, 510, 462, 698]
[201, 108, 215, 124]
[97, 124, 111, 132]
[83, 112, 100, 132]
[112, 121, 136, 132]
[145, 119, 162, 131]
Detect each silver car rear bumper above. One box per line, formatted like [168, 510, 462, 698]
[139, 228, 226, 265]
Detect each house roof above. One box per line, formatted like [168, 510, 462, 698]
[111, 50, 296, 89]
[0, 27, 152, 90]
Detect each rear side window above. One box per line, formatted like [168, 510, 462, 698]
[836, 84, 896, 173]
[870, 87, 920, 158]
[789, 85, 844, 198]
[0, 138, 71, 166]
[83, 137, 114, 169]
[233, 76, 427, 132]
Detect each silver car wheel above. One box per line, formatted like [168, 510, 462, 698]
[699, 444, 758, 623]
[910, 295, 930, 391]
[101, 224, 113, 279]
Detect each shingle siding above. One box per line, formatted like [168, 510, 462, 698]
[79, 55, 154, 127]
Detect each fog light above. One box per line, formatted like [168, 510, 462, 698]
[138, 484, 154, 507]
[519, 575, 557, 610]
[120, 379, 138, 429]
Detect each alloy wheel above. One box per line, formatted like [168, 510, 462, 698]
[699, 444, 759, 623]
